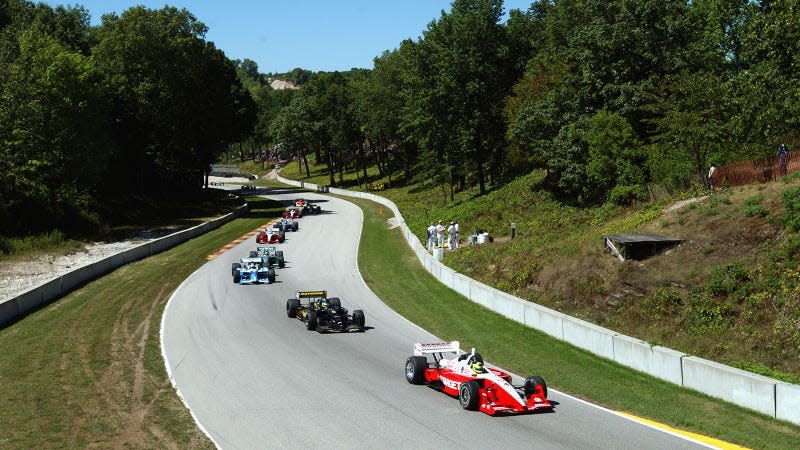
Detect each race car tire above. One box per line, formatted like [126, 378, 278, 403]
[292, 222, 298, 231]
[279, 231, 285, 242]
[249, 250, 257, 258]
[306, 310, 318, 331]
[277, 251, 285, 268]
[233, 271, 241, 284]
[286, 298, 300, 317]
[231, 263, 241, 277]
[405, 356, 427, 385]
[524, 376, 548, 399]
[459, 380, 480, 411]
[328, 297, 341, 309]
[352, 310, 365, 330]
[268, 268, 276, 283]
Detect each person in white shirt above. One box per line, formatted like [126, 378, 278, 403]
[447, 221, 456, 249]
[436, 221, 445, 247]
[453, 221, 460, 249]
[426, 222, 436, 251]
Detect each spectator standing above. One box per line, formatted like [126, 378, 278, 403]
[778, 143, 789, 177]
[436, 221, 445, 247]
[447, 221, 457, 250]
[708, 164, 717, 191]
[426, 222, 436, 252]
[454, 220, 460, 249]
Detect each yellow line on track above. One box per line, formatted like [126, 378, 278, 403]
[617, 412, 750, 449]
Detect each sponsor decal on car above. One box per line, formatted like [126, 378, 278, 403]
[297, 290, 326, 298]
[442, 378, 460, 390]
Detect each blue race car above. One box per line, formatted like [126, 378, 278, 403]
[272, 218, 299, 232]
[231, 257, 276, 284]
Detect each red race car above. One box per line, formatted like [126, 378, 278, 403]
[283, 206, 303, 219]
[255, 227, 284, 244]
[405, 341, 552, 416]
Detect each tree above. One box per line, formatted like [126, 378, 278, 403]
[0, 25, 111, 233]
[586, 111, 646, 204]
[645, 71, 730, 189]
[271, 94, 315, 177]
[354, 50, 405, 187]
[93, 6, 255, 194]
[301, 71, 361, 187]
[401, 0, 515, 198]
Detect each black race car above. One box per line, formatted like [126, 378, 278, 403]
[286, 290, 365, 333]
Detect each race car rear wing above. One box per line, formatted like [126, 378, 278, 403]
[414, 341, 461, 356]
[297, 290, 327, 299]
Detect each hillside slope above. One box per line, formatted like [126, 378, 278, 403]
[276, 162, 800, 381]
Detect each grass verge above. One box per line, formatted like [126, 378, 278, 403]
[0, 195, 283, 449]
[348, 193, 800, 450]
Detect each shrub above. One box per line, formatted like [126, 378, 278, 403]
[743, 194, 768, 218]
[609, 184, 648, 206]
[781, 185, 800, 231]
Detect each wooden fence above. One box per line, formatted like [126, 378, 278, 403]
[713, 154, 798, 188]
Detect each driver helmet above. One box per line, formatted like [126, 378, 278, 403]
[470, 361, 486, 373]
[319, 299, 329, 309]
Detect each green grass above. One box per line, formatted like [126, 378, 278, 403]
[0, 230, 84, 260]
[347, 193, 800, 450]
[2, 173, 798, 448]
[0, 195, 283, 449]
[281, 160, 800, 379]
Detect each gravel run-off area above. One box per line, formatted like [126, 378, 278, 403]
[0, 175, 255, 302]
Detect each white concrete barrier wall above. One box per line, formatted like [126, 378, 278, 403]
[1, 204, 246, 327]
[42, 277, 63, 304]
[560, 316, 617, 361]
[452, 274, 471, 299]
[61, 264, 94, 293]
[776, 383, 800, 423]
[0, 299, 17, 325]
[16, 286, 44, 315]
[279, 173, 800, 424]
[612, 334, 685, 385]
[470, 281, 494, 310]
[428, 260, 442, 281]
[124, 243, 151, 264]
[523, 302, 565, 340]
[92, 252, 126, 278]
[493, 291, 526, 323]
[683, 356, 776, 417]
[438, 264, 456, 290]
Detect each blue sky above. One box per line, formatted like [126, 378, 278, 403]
[42, 1, 534, 74]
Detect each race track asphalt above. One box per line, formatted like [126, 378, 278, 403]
[161, 187, 711, 450]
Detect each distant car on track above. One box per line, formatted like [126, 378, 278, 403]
[286, 290, 365, 333]
[295, 198, 321, 214]
[256, 227, 284, 244]
[272, 218, 299, 232]
[404, 341, 552, 415]
[283, 206, 303, 219]
[249, 246, 285, 268]
[231, 257, 276, 284]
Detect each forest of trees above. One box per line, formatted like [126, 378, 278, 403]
[3, 0, 799, 236]
[247, 0, 799, 204]
[0, 1, 255, 235]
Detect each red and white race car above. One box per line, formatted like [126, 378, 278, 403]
[405, 341, 552, 416]
[283, 206, 303, 219]
[255, 227, 284, 244]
